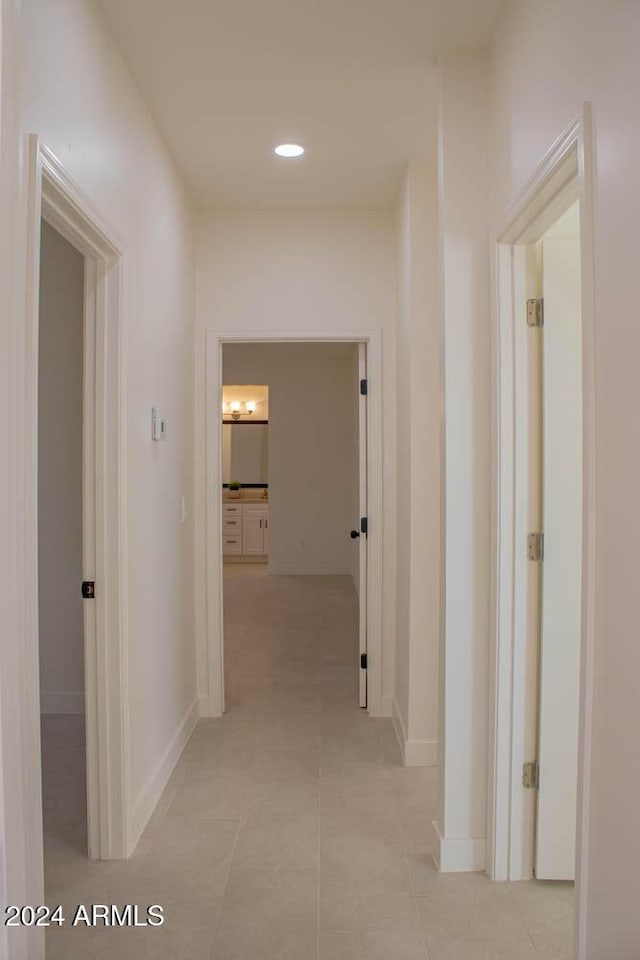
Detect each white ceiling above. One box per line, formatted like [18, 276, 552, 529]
[98, 0, 503, 210]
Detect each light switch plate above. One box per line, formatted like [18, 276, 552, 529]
[151, 407, 166, 441]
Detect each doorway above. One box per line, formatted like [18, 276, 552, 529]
[38, 220, 89, 865]
[490, 111, 596, 960]
[18, 139, 129, 918]
[218, 342, 367, 714]
[203, 331, 384, 719]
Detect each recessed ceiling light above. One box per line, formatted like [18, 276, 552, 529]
[274, 143, 305, 158]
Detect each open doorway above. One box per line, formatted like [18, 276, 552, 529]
[203, 330, 384, 720]
[491, 112, 596, 960]
[498, 198, 582, 959]
[38, 221, 89, 867]
[16, 142, 129, 934]
[218, 342, 366, 717]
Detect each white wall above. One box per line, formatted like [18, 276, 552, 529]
[37, 221, 85, 715]
[21, 0, 197, 844]
[0, 0, 33, 947]
[394, 160, 441, 765]
[196, 211, 397, 712]
[433, 51, 492, 871]
[491, 2, 640, 954]
[223, 343, 357, 574]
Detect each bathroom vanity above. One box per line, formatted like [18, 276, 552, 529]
[222, 499, 269, 559]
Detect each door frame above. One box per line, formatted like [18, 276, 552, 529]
[202, 329, 384, 717]
[21, 136, 129, 884]
[488, 106, 596, 960]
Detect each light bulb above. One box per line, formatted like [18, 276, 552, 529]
[246, 401, 256, 414]
[274, 143, 305, 158]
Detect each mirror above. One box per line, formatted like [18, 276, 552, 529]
[222, 423, 268, 486]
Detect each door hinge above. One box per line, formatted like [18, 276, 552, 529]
[526, 297, 544, 328]
[360, 517, 368, 536]
[360, 378, 368, 396]
[81, 580, 96, 599]
[522, 761, 540, 789]
[527, 532, 544, 562]
[360, 653, 368, 670]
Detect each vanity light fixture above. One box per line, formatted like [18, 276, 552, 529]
[274, 143, 305, 158]
[226, 399, 258, 420]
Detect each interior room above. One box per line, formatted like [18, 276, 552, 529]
[221, 383, 270, 572]
[37, 222, 89, 875]
[220, 342, 362, 712]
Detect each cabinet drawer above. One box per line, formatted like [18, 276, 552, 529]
[222, 535, 242, 555]
[223, 517, 241, 532]
[223, 503, 242, 515]
[242, 503, 268, 515]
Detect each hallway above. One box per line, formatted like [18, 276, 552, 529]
[42, 574, 572, 959]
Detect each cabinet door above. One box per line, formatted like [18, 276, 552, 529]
[242, 515, 265, 555]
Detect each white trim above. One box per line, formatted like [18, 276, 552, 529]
[392, 698, 437, 766]
[128, 698, 199, 850]
[430, 821, 486, 873]
[40, 693, 85, 715]
[490, 107, 596, 960]
[1, 5, 39, 953]
[202, 329, 385, 719]
[23, 138, 129, 867]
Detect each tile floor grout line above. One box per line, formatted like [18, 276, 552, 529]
[390, 734, 432, 960]
[504, 881, 545, 958]
[207, 812, 244, 959]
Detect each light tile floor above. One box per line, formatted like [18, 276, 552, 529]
[223, 561, 269, 578]
[41, 574, 573, 959]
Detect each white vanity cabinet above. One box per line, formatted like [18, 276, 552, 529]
[222, 502, 243, 555]
[242, 503, 269, 556]
[223, 501, 268, 558]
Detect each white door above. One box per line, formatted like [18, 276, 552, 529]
[242, 514, 265, 555]
[357, 344, 368, 707]
[536, 202, 582, 880]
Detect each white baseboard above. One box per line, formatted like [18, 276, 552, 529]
[392, 698, 437, 766]
[377, 693, 393, 717]
[128, 698, 199, 851]
[430, 820, 486, 873]
[404, 738, 437, 766]
[267, 563, 353, 576]
[40, 692, 85, 715]
[198, 695, 223, 718]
